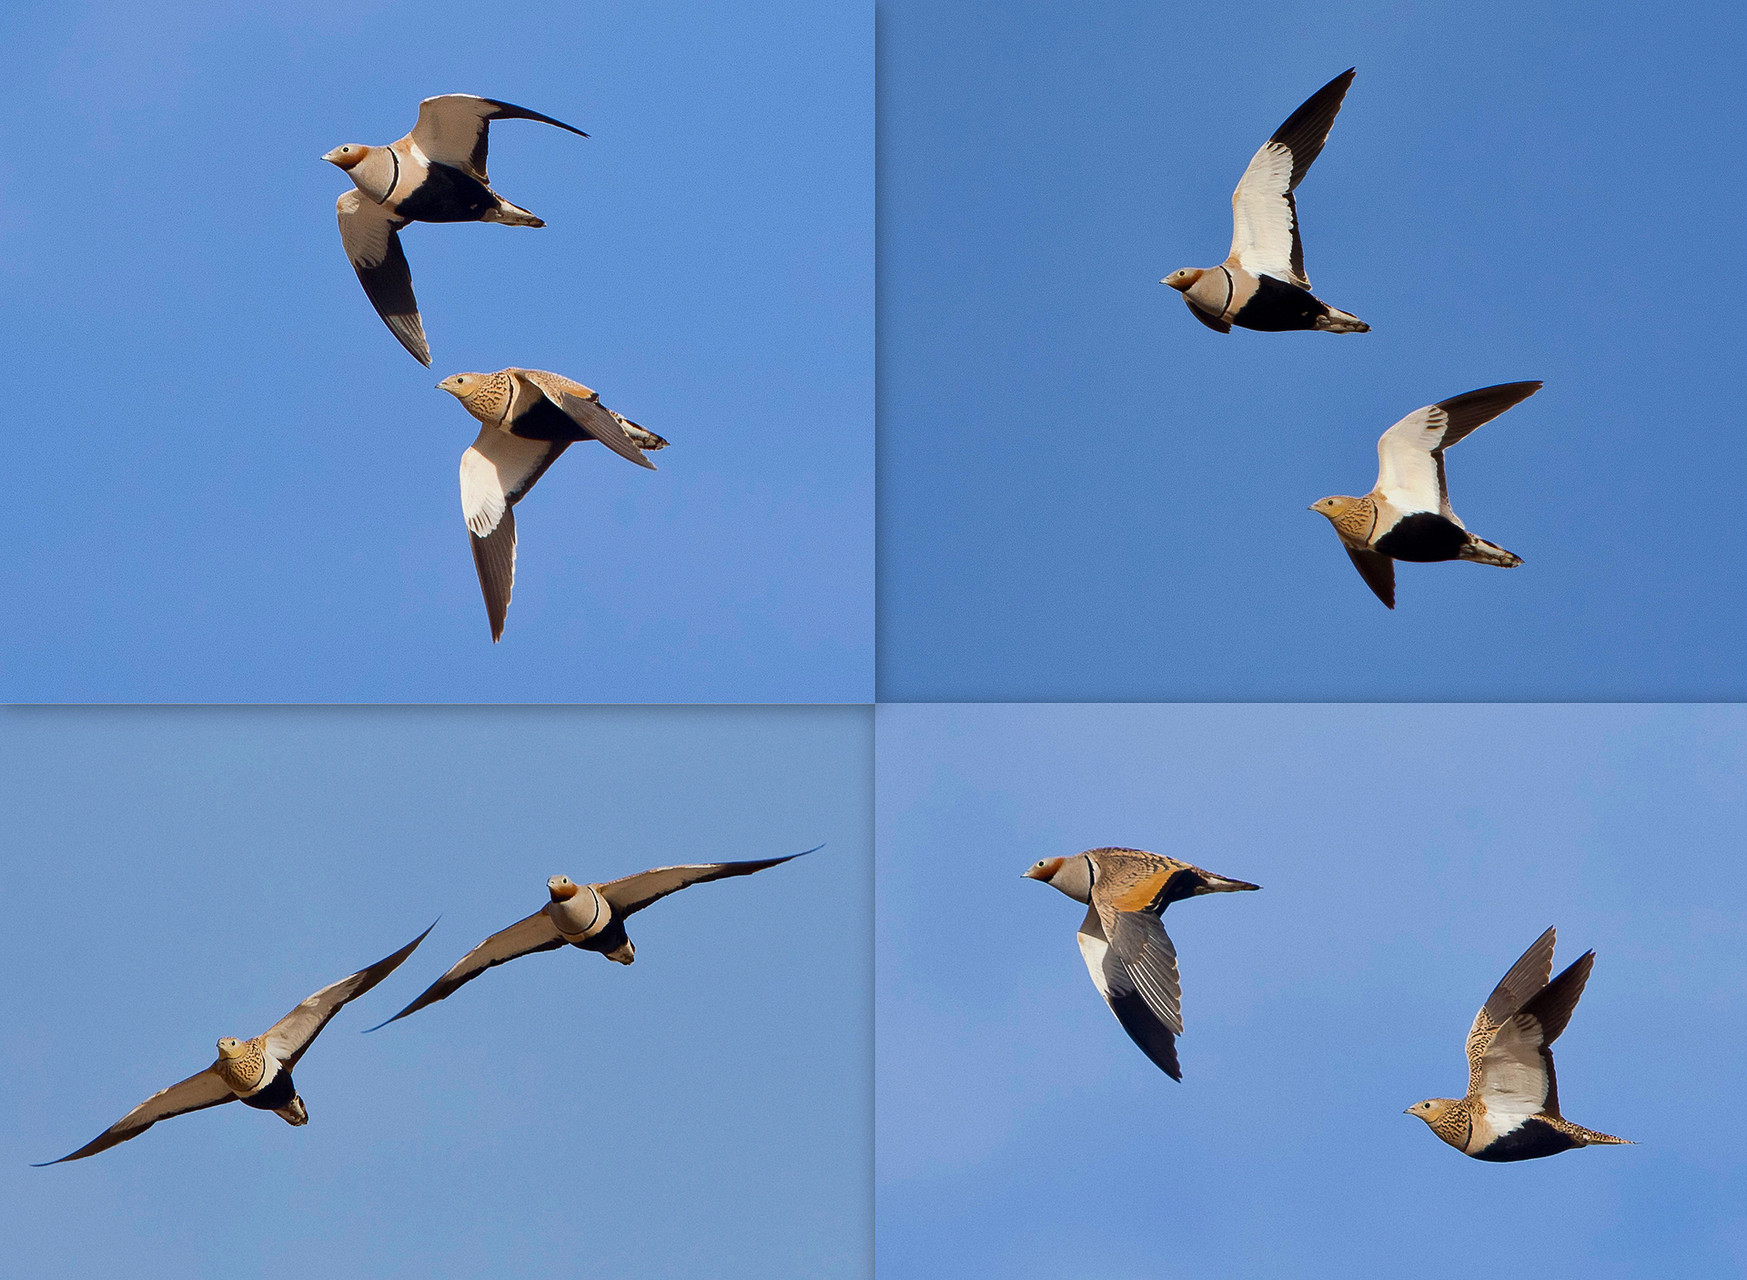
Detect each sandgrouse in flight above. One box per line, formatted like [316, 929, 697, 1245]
[369, 849, 816, 1028]
[1161, 69, 1368, 334]
[1310, 381, 1540, 608]
[324, 95, 588, 365]
[1406, 927, 1632, 1162]
[438, 367, 669, 642]
[1024, 847, 1258, 1080]
[37, 925, 432, 1164]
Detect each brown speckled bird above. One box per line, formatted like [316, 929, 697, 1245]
[438, 368, 669, 642]
[1024, 847, 1258, 1080]
[36, 925, 432, 1164]
[324, 95, 588, 365]
[1310, 381, 1540, 609]
[368, 848, 816, 1029]
[1406, 927, 1632, 1162]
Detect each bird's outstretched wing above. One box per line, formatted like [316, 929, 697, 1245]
[1344, 545, 1396, 609]
[1476, 949, 1593, 1132]
[264, 923, 435, 1067]
[598, 846, 817, 918]
[367, 910, 566, 1030]
[35, 1068, 235, 1165]
[1228, 69, 1354, 287]
[507, 371, 660, 471]
[1076, 904, 1183, 1080]
[1375, 381, 1540, 521]
[336, 190, 428, 365]
[411, 95, 588, 185]
[459, 426, 569, 642]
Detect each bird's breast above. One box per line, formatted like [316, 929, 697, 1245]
[236, 1062, 297, 1111]
[216, 1041, 279, 1096]
[549, 885, 610, 942]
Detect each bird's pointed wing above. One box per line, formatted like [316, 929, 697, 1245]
[336, 190, 428, 365]
[1343, 545, 1395, 609]
[1475, 954, 1592, 1133]
[1228, 69, 1354, 287]
[264, 923, 434, 1067]
[366, 910, 566, 1030]
[36, 1068, 235, 1165]
[1467, 926, 1557, 1068]
[1079, 904, 1184, 1079]
[1375, 382, 1539, 520]
[513, 372, 658, 471]
[460, 426, 568, 643]
[411, 95, 587, 184]
[598, 846, 817, 918]
[1184, 297, 1232, 333]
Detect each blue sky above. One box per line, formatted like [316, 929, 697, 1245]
[0, 0, 870, 701]
[1, 706, 871, 1279]
[877, 704, 1747, 1279]
[878, 0, 1747, 700]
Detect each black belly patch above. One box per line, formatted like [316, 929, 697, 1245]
[508, 394, 599, 443]
[1472, 1117, 1581, 1162]
[239, 1069, 298, 1111]
[1231, 275, 1327, 331]
[582, 918, 632, 956]
[1376, 512, 1469, 562]
[397, 164, 498, 223]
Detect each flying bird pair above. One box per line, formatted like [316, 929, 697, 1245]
[1166, 71, 1537, 608]
[38, 851, 806, 1164]
[325, 96, 662, 641]
[1027, 853, 1627, 1162]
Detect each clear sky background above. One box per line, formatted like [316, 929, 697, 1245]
[0, 0, 870, 701]
[877, 704, 1747, 1279]
[877, 0, 1747, 700]
[1, 706, 871, 1279]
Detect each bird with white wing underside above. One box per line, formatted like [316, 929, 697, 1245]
[36, 924, 432, 1164]
[1024, 847, 1258, 1081]
[1406, 927, 1632, 1162]
[1162, 69, 1368, 335]
[1310, 381, 1540, 609]
[324, 94, 588, 366]
[438, 367, 669, 643]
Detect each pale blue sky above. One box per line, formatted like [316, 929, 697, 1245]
[878, 704, 1747, 1279]
[878, 0, 1747, 699]
[2, 706, 871, 1279]
[0, 0, 870, 701]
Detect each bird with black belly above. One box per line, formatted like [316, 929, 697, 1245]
[1161, 69, 1368, 335]
[368, 848, 817, 1029]
[37, 925, 432, 1164]
[437, 367, 669, 643]
[1406, 927, 1632, 1162]
[1310, 381, 1540, 608]
[324, 95, 588, 365]
[1024, 847, 1258, 1081]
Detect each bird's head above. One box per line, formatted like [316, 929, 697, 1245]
[321, 144, 370, 171]
[1404, 1098, 1457, 1127]
[437, 373, 480, 400]
[1161, 268, 1203, 292]
[216, 1037, 244, 1059]
[1023, 853, 1094, 903]
[1309, 495, 1359, 523]
[547, 875, 581, 902]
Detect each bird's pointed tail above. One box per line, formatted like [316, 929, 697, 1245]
[1459, 535, 1523, 568]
